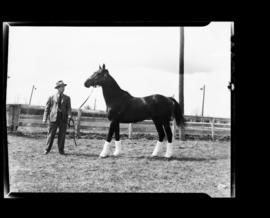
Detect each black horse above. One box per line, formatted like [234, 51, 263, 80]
[84, 64, 185, 158]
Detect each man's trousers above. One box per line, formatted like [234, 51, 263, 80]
[45, 112, 67, 153]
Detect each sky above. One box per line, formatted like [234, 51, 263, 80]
[6, 22, 231, 118]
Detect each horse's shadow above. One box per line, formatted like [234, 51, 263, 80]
[168, 156, 219, 161]
[65, 152, 99, 158]
[65, 152, 224, 162]
[131, 156, 220, 162]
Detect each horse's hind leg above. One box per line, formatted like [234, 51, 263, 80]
[163, 121, 173, 143]
[151, 119, 165, 157]
[113, 121, 122, 156]
[163, 121, 174, 158]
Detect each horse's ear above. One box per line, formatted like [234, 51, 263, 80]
[102, 64, 106, 69]
[99, 65, 102, 69]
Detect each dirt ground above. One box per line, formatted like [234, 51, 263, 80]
[6, 134, 231, 197]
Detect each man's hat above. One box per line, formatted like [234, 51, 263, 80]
[55, 80, 67, 89]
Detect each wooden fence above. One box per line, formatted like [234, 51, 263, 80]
[6, 104, 231, 140]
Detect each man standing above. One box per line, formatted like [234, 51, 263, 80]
[42, 80, 72, 155]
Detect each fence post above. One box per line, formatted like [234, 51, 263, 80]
[7, 104, 21, 132]
[128, 123, 133, 139]
[6, 105, 12, 131]
[14, 105, 21, 131]
[76, 109, 82, 138]
[211, 118, 215, 140]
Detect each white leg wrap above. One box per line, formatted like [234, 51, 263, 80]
[99, 141, 111, 157]
[151, 141, 163, 157]
[164, 142, 173, 158]
[113, 140, 122, 156]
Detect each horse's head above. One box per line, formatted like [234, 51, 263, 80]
[84, 64, 109, 88]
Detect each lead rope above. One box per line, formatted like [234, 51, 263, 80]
[68, 118, 78, 146]
[69, 87, 95, 147]
[79, 87, 95, 109]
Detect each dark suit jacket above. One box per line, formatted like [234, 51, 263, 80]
[43, 93, 72, 122]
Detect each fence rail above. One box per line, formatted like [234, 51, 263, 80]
[6, 104, 231, 140]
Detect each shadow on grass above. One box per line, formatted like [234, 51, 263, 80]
[167, 156, 219, 161]
[65, 152, 99, 158]
[129, 155, 223, 162]
[64, 152, 228, 162]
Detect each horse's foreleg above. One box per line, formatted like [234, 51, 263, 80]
[113, 122, 122, 156]
[99, 140, 111, 158]
[151, 119, 165, 157]
[99, 121, 116, 158]
[114, 121, 120, 141]
[106, 121, 116, 142]
[163, 121, 174, 158]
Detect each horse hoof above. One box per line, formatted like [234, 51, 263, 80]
[99, 155, 109, 159]
[113, 151, 121, 156]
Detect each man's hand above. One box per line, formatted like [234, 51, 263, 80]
[67, 116, 73, 127]
[42, 119, 47, 124]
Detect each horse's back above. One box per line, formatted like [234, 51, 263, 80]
[118, 94, 174, 123]
[133, 94, 173, 119]
[144, 94, 174, 119]
[144, 94, 171, 104]
[119, 97, 151, 123]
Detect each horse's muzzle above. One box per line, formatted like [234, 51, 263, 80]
[84, 80, 91, 88]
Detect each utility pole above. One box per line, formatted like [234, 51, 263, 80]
[29, 85, 36, 105]
[201, 85, 206, 117]
[179, 27, 185, 140]
[94, 98, 96, 110]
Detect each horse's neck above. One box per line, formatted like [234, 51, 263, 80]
[102, 75, 125, 107]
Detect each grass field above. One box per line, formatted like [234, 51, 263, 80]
[7, 134, 231, 197]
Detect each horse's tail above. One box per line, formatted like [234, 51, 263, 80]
[169, 97, 186, 128]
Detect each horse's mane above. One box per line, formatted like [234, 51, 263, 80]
[121, 89, 133, 98]
[107, 73, 133, 98]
